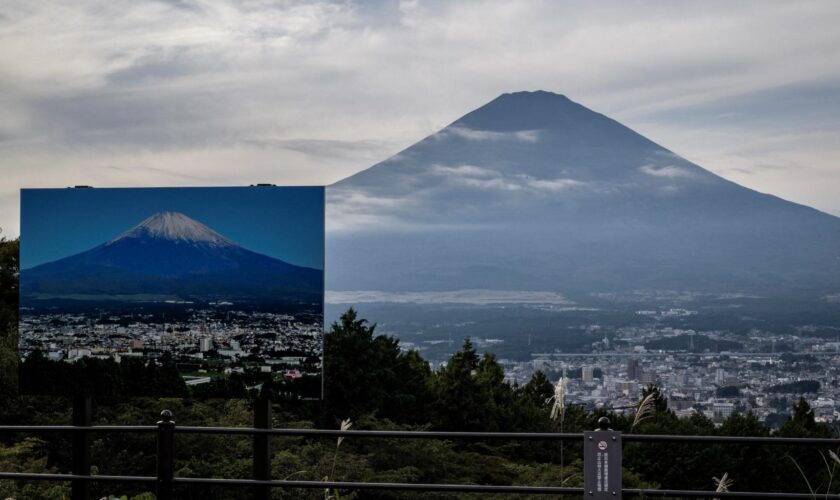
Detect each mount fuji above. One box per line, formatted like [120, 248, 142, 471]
[21, 211, 323, 306]
[327, 91, 840, 299]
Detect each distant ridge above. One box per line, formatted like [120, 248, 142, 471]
[327, 91, 840, 298]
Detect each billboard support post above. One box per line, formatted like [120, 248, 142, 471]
[253, 397, 272, 500]
[71, 395, 91, 500]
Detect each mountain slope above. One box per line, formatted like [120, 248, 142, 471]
[327, 91, 840, 297]
[21, 212, 323, 305]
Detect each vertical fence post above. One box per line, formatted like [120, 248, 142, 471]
[253, 397, 272, 500]
[71, 395, 91, 500]
[156, 409, 175, 500]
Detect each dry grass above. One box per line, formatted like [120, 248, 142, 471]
[630, 393, 656, 432]
[549, 377, 566, 422]
[712, 471, 733, 500]
[787, 454, 815, 500]
[337, 418, 352, 448]
[325, 418, 353, 500]
[788, 448, 840, 500]
[548, 375, 568, 487]
[714, 471, 733, 491]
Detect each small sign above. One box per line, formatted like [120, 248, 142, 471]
[583, 430, 622, 499]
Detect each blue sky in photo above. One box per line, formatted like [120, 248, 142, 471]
[21, 186, 324, 270]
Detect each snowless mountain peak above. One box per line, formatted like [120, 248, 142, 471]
[503, 90, 570, 100]
[453, 90, 598, 132]
[109, 211, 235, 247]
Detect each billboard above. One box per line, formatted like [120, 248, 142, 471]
[19, 186, 324, 398]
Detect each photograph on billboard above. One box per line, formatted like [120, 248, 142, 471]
[19, 186, 324, 398]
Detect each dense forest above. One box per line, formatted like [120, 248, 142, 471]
[0, 236, 838, 499]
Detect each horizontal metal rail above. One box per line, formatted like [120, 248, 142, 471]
[2, 425, 838, 446]
[623, 433, 840, 446]
[174, 477, 584, 494]
[624, 489, 832, 499]
[0, 425, 156, 433]
[0, 472, 832, 498]
[0, 472, 155, 483]
[176, 426, 583, 439]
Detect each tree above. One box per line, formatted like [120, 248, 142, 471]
[0, 237, 19, 398]
[778, 397, 830, 438]
[474, 352, 518, 431]
[381, 348, 433, 423]
[716, 385, 740, 398]
[323, 308, 432, 423]
[520, 370, 553, 409]
[719, 411, 768, 437]
[0, 236, 19, 329]
[431, 338, 484, 430]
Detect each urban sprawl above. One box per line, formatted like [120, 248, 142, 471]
[19, 308, 323, 383]
[405, 308, 840, 429]
[19, 304, 840, 427]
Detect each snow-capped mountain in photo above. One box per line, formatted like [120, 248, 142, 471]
[21, 211, 323, 305]
[327, 90, 840, 298]
[109, 211, 235, 248]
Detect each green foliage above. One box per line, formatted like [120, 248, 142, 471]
[323, 307, 433, 424]
[0, 237, 19, 399]
[430, 338, 483, 430]
[19, 349, 189, 398]
[0, 325, 17, 399]
[779, 397, 830, 438]
[0, 236, 19, 329]
[716, 385, 741, 398]
[0, 436, 70, 500]
[768, 380, 820, 394]
[521, 370, 552, 406]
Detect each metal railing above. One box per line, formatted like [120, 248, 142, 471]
[0, 396, 838, 499]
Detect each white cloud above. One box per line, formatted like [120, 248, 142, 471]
[429, 163, 583, 193]
[429, 164, 499, 178]
[326, 163, 585, 231]
[526, 178, 584, 191]
[444, 125, 540, 143]
[457, 176, 524, 191]
[325, 188, 409, 232]
[325, 210, 403, 233]
[430, 164, 584, 193]
[640, 164, 696, 179]
[327, 189, 406, 210]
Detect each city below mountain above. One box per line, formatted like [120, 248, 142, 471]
[327, 90, 840, 301]
[20, 211, 323, 307]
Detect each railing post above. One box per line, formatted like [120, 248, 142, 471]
[583, 417, 622, 499]
[253, 397, 272, 500]
[71, 395, 91, 500]
[156, 409, 175, 500]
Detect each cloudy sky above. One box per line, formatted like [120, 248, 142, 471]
[2, 0, 839, 237]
